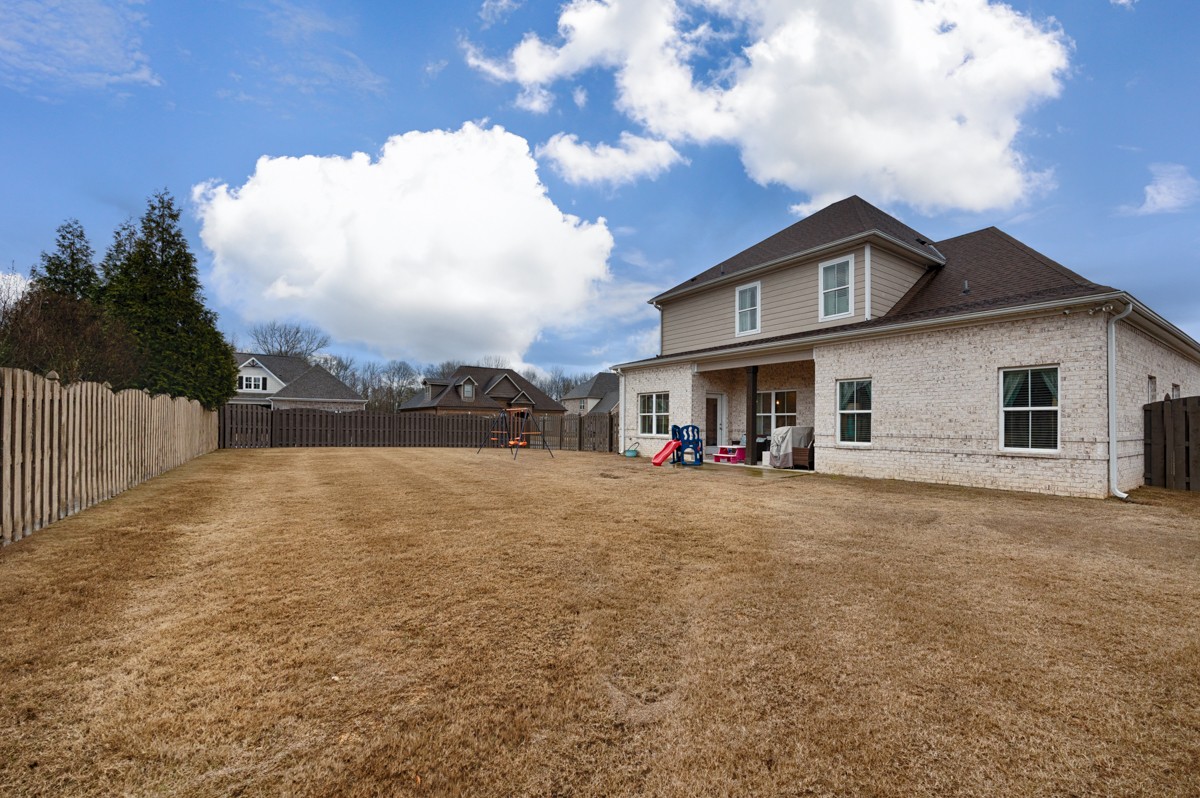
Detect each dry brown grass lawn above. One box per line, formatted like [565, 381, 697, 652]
[1, 448, 1198, 797]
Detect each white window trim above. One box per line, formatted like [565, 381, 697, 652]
[638, 391, 671, 437]
[819, 254, 855, 322]
[755, 389, 799, 436]
[836, 378, 872, 447]
[463, 382, 475, 400]
[240, 375, 268, 392]
[734, 281, 761, 337]
[998, 365, 1061, 454]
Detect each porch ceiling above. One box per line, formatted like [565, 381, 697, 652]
[694, 348, 814, 372]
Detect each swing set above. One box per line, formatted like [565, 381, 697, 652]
[476, 406, 555, 459]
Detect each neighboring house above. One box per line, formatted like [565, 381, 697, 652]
[230, 352, 366, 412]
[563, 372, 620, 416]
[614, 196, 1200, 498]
[399, 366, 566, 416]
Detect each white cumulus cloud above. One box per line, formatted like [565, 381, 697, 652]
[466, 0, 1071, 213]
[1119, 163, 1200, 216]
[0, 0, 160, 91]
[193, 123, 614, 364]
[537, 131, 685, 185]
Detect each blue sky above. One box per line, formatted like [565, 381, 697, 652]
[1, 0, 1197, 373]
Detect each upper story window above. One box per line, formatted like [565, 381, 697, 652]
[1001, 366, 1059, 451]
[735, 282, 760, 336]
[819, 254, 854, 321]
[238, 375, 267, 391]
[463, 382, 475, 400]
[1172, 384, 1181, 400]
[1148, 375, 1157, 403]
[579, 399, 587, 412]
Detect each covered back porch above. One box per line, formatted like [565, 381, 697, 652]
[691, 349, 815, 466]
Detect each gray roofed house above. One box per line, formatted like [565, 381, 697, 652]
[563, 372, 619, 416]
[231, 352, 366, 412]
[399, 365, 566, 416]
[615, 195, 1200, 498]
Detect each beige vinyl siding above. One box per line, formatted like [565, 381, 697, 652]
[661, 247, 868, 355]
[870, 248, 927, 318]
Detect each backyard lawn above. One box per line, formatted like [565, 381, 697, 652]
[1, 447, 1197, 797]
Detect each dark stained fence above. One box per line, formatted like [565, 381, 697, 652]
[219, 409, 618, 453]
[1144, 396, 1199, 491]
[219, 405, 270, 449]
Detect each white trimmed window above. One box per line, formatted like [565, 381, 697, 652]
[238, 375, 267, 391]
[837, 379, 871, 444]
[1001, 366, 1059, 451]
[755, 390, 798, 436]
[639, 392, 670, 435]
[1148, 375, 1157, 403]
[579, 399, 587, 412]
[735, 282, 760, 335]
[463, 382, 475, 400]
[1172, 384, 1181, 400]
[819, 255, 854, 320]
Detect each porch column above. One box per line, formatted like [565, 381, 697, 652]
[745, 365, 758, 448]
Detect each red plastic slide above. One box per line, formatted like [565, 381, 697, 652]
[651, 439, 680, 466]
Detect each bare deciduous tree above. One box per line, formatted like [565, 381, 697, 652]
[250, 321, 330, 360]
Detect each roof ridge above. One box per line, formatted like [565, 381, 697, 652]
[983, 227, 1097, 287]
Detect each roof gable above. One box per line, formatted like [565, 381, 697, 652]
[655, 196, 943, 302]
[235, 352, 312, 384]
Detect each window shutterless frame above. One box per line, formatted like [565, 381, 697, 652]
[638, 392, 670, 436]
[819, 254, 854, 321]
[735, 281, 761, 336]
[836, 379, 872, 445]
[999, 366, 1060, 452]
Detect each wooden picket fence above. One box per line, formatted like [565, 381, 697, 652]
[1144, 395, 1199, 491]
[0, 368, 218, 546]
[220, 406, 619, 452]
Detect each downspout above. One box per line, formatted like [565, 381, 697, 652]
[615, 367, 625, 452]
[1107, 302, 1134, 499]
[864, 243, 872, 320]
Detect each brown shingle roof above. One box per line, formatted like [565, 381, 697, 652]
[400, 366, 566, 413]
[634, 225, 1117, 363]
[654, 195, 944, 302]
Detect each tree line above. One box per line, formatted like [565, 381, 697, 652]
[243, 321, 597, 412]
[0, 192, 237, 409]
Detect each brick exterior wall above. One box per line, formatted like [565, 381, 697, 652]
[620, 360, 816, 456]
[813, 313, 1111, 497]
[1115, 321, 1200, 490]
[622, 312, 1200, 497]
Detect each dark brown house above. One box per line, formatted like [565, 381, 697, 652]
[398, 366, 566, 416]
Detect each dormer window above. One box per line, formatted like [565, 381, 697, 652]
[238, 376, 267, 391]
[463, 382, 475, 400]
[735, 282, 760, 336]
[426, 384, 433, 400]
[820, 254, 854, 321]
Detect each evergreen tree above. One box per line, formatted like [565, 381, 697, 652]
[103, 190, 237, 409]
[31, 219, 99, 300]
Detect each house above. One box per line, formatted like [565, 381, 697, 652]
[230, 352, 366, 412]
[613, 196, 1200, 498]
[563, 372, 620, 416]
[398, 365, 566, 416]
